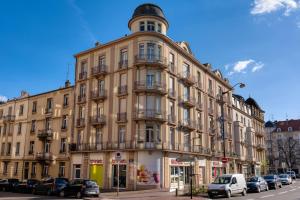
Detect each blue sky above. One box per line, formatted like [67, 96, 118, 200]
[0, 0, 299, 121]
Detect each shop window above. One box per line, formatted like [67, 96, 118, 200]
[112, 164, 126, 188]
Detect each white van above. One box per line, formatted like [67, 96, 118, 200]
[208, 174, 247, 198]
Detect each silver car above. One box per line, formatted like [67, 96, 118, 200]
[279, 174, 292, 185]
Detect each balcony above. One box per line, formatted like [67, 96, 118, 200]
[90, 89, 107, 101]
[196, 123, 203, 132]
[168, 89, 176, 99]
[168, 63, 176, 74]
[209, 128, 215, 136]
[255, 131, 265, 137]
[256, 143, 266, 151]
[167, 114, 176, 125]
[76, 118, 85, 128]
[196, 81, 203, 90]
[35, 152, 53, 163]
[178, 119, 196, 131]
[91, 65, 107, 77]
[3, 115, 15, 122]
[77, 95, 86, 104]
[78, 71, 87, 81]
[90, 115, 106, 126]
[45, 108, 53, 115]
[208, 107, 214, 115]
[117, 112, 127, 123]
[179, 96, 196, 107]
[196, 102, 203, 110]
[118, 60, 128, 70]
[118, 85, 128, 96]
[37, 129, 53, 141]
[69, 143, 103, 152]
[134, 54, 167, 69]
[133, 109, 166, 122]
[134, 81, 167, 95]
[207, 88, 214, 97]
[178, 71, 196, 85]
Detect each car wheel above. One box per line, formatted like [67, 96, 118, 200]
[242, 188, 247, 196]
[59, 191, 65, 197]
[76, 191, 82, 199]
[257, 186, 261, 193]
[226, 190, 231, 198]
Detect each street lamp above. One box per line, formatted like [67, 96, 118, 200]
[220, 82, 245, 174]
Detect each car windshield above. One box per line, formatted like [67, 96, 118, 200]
[213, 176, 232, 184]
[248, 177, 259, 182]
[55, 178, 68, 184]
[279, 174, 288, 178]
[264, 175, 274, 179]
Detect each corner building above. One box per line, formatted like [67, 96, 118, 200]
[71, 4, 238, 191]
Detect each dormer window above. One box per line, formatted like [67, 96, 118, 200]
[157, 23, 162, 33]
[147, 21, 155, 31]
[139, 21, 145, 31]
[288, 127, 293, 132]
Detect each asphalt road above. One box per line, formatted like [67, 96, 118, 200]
[0, 181, 300, 200]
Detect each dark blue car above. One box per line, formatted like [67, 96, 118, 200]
[33, 177, 69, 195]
[247, 176, 269, 193]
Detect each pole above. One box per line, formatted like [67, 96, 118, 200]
[221, 93, 226, 174]
[117, 161, 119, 197]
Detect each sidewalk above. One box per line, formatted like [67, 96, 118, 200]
[98, 189, 208, 200]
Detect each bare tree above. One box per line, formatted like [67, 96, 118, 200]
[277, 137, 298, 169]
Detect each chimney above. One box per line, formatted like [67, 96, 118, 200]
[20, 91, 29, 97]
[95, 41, 101, 47]
[65, 80, 71, 88]
[203, 63, 211, 69]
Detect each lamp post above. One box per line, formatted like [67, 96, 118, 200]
[220, 83, 245, 174]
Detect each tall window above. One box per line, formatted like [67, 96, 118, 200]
[14, 162, 18, 175]
[29, 141, 34, 154]
[61, 115, 67, 129]
[98, 79, 105, 93]
[59, 162, 65, 177]
[208, 79, 213, 90]
[79, 84, 86, 97]
[45, 142, 50, 153]
[96, 128, 102, 145]
[147, 43, 155, 60]
[19, 105, 24, 116]
[139, 43, 145, 57]
[43, 165, 49, 177]
[60, 138, 66, 153]
[139, 21, 145, 31]
[197, 91, 202, 104]
[1, 143, 5, 155]
[183, 86, 190, 99]
[3, 162, 8, 175]
[15, 142, 20, 156]
[31, 120, 36, 132]
[45, 117, 51, 130]
[184, 132, 190, 148]
[169, 101, 175, 116]
[209, 117, 214, 129]
[74, 164, 81, 179]
[32, 162, 36, 176]
[99, 55, 105, 66]
[118, 126, 126, 144]
[46, 98, 53, 111]
[157, 23, 162, 33]
[120, 48, 128, 63]
[7, 143, 11, 155]
[80, 61, 87, 73]
[18, 122, 22, 134]
[63, 94, 69, 107]
[183, 63, 190, 77]
[147, 21, 155, 31]
[183, 108, 190, 121]
[169, 77, 175, 95]
[32, 101, 37, 113]
[170, 128, 175, 147]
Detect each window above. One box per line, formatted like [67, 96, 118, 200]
[118, 126, 126, 144]
[209, 117, 214, 129]
[184, 132, 190, 149]
[31, 120, 36, 132]
[59, 162, 65, 177]
[169, 77, 175, 95]
[120, 48, 128, 64]
[32, 101, 37, 113]
[157, 23, 162, 33]
[15, 142, 20, 156]
[45, 117, 51, 130]
[79, 84, 86, 97]
[74, 164, 81, 179]
[46, 98, 53, 110]
[61, 115, 67, 130]
[288, 127, 293, 132]
[99, 55, 105, 66]
[80, 61, 87, 73]
[183, 63, 190, 77]
[14, 162, 18, 176]
[169, 127, 175, 147]
[19, 105, 24, 116]
[139, 21, 145, 31]
[60, 138, 66, 153]
[197, 71, 202, 86]
[32, 162, 36, 176]
[44, 142, 50, 153]
[1, 143, 5, 155]
[139, 43, 145, 58]
[147, 21, 155, 31]
[29, 141, 34, 154]
[96, 128, 102, 145]
[3, 162, 8, 175]
[7, 142, 11, 155]
[208, 79, 213, 90]
[169, 53, 175, 65]
[42, 165, 49, 177]
[18, 122, 22, 134]
[63, 94, 69, 107]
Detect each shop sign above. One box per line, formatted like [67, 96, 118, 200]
[197, 159, 206, 167]
[169, 158, 190, 166]
[90, 159, 103, 164]
[112, 159, 127, 164]
[212, 161, 223, 167]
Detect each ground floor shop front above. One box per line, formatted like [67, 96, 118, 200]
[70, 151, 247, 191]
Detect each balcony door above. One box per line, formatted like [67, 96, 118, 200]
[184, 132, 190, 151]
[44, 142, 50, 153]
[145, 125, 154, 148]
[183, 86, 190, 100]
[139, 43, 145, 58]
[147, 43, 155, 60]
[183, 108, 190, 124]
[45, 118, 51, 130]
[183, 63, 190, 77]
[98, 79, 104, 93]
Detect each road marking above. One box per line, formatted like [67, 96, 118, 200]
[289, 188, 296, 192]
[260, 194, 274, 198]
[278, 191, 288, 195]
[246, 199, 254, 200]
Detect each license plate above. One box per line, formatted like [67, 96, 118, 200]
[212, 191, 218, 194]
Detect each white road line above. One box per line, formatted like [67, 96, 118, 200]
[278, 191, 288, 195]
[289, 188, 296, 191]
[260, 194, 274, 198]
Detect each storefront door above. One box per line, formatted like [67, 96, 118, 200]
[112, 164, 127, 188]
[89, 164, 104, 188]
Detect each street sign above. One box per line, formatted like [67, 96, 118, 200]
[115, 152, 122, 162]
[221, 157, 228, 163]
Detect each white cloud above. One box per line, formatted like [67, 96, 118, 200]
[251, 0, 299, 16]
[0, 95, 8, 102]
[226, 59, 264, 75]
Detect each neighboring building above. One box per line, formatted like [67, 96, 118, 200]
[232, 94, 266, 177]
[70, 3, 237, 191]
[0, 81, 74, 180]
[265, 119, 300, 174]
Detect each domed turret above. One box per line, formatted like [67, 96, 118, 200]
[128, 3, 168, 35]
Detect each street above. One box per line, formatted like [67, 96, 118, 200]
[1, 181, 300, 200]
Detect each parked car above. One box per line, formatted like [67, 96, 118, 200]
[279, 174, 292, 185]
[33, 177, 69, 195]
[207, 174, 247, 198]
[0, 179, 19, 192]
[263, 175, 282, 189]
[58, 179, 100, 198]
[287, 171, 296, 180]
[246, 176, 268, 193]
[15, 179, 40, 193]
